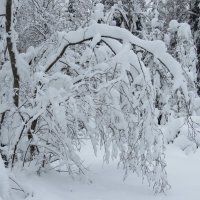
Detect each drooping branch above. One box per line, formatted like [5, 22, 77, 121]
[44, 24, 183, 88]
[45, 37, 93, 73]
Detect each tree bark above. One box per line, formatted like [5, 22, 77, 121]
[27, 119, 38, 158]
[189, 0, 200, 95]
[5, 0, 20, 107]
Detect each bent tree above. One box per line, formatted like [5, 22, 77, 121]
[0, 0, 196, 194]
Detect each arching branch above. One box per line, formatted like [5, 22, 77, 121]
[45, 38, 93, 72]
[43, 24, 186, 98]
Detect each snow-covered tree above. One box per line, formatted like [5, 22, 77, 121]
[1, 0, 200, 195]
[165, 20, 197, 86]
[15, 0, 69, 52]
[27, 20, 198, 192]
[159, 19, 200, 151]
[100, 0, 147, 37]
[15, 0, 93, 52]
[154, 0, 190, 27]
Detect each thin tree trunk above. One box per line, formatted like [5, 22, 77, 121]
[189, 0, 200, 95]
[5, 0, 19, 107]
[27, 119, 38, 158]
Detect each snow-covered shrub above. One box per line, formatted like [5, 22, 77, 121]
[15, 0, 93, 52]
[18, 23, 196, 192]
[99, 0, 146, 36]
[163, 20, 199, 150]
[1, 0, 199, 194]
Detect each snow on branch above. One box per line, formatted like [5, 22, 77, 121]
[44, 24, 188, 99]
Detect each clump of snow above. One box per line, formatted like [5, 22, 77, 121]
[151, 18, 160, 28]
[92, 3, 105, 22]
[151, 10, 161, 29]
[168, 20, 179, 33]
[164, 34, 170, 46]
[90, 33, 101, 48]
[0, 155, 9, 200]
[168, 20, 192, 41]
[177, 23, 192, 41]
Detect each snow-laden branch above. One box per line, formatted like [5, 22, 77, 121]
[44, 24, 188, 100]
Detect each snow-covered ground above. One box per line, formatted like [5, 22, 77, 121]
[12, 145, 200, 200]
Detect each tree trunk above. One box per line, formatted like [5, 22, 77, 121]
[5, 0, 20, 107]
[189, 0, 200, 95]
[27, 119, 38, 158]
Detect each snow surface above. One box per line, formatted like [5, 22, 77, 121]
[0, 155, 9, 200]
[12, 144, 200, 200]
[0, 0, 6, 15]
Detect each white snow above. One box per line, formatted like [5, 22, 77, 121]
[90, 33, 101, 49]
[0, 104, 8, 113]
[0, 155, 9, 200]
[0, 0, 6, 15]
[43, 24, 188, 99]
[12, 144, 200, 200]
[151, 18, 160, 28]
[177, 23, 192, 41]
[168, 20, 179, 33]
[92, 3, 105, 23]
[168, 20, 192, 41]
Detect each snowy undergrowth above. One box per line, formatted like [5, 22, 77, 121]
[9, 144, 200, 200]
[0, 155, 9, 200]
